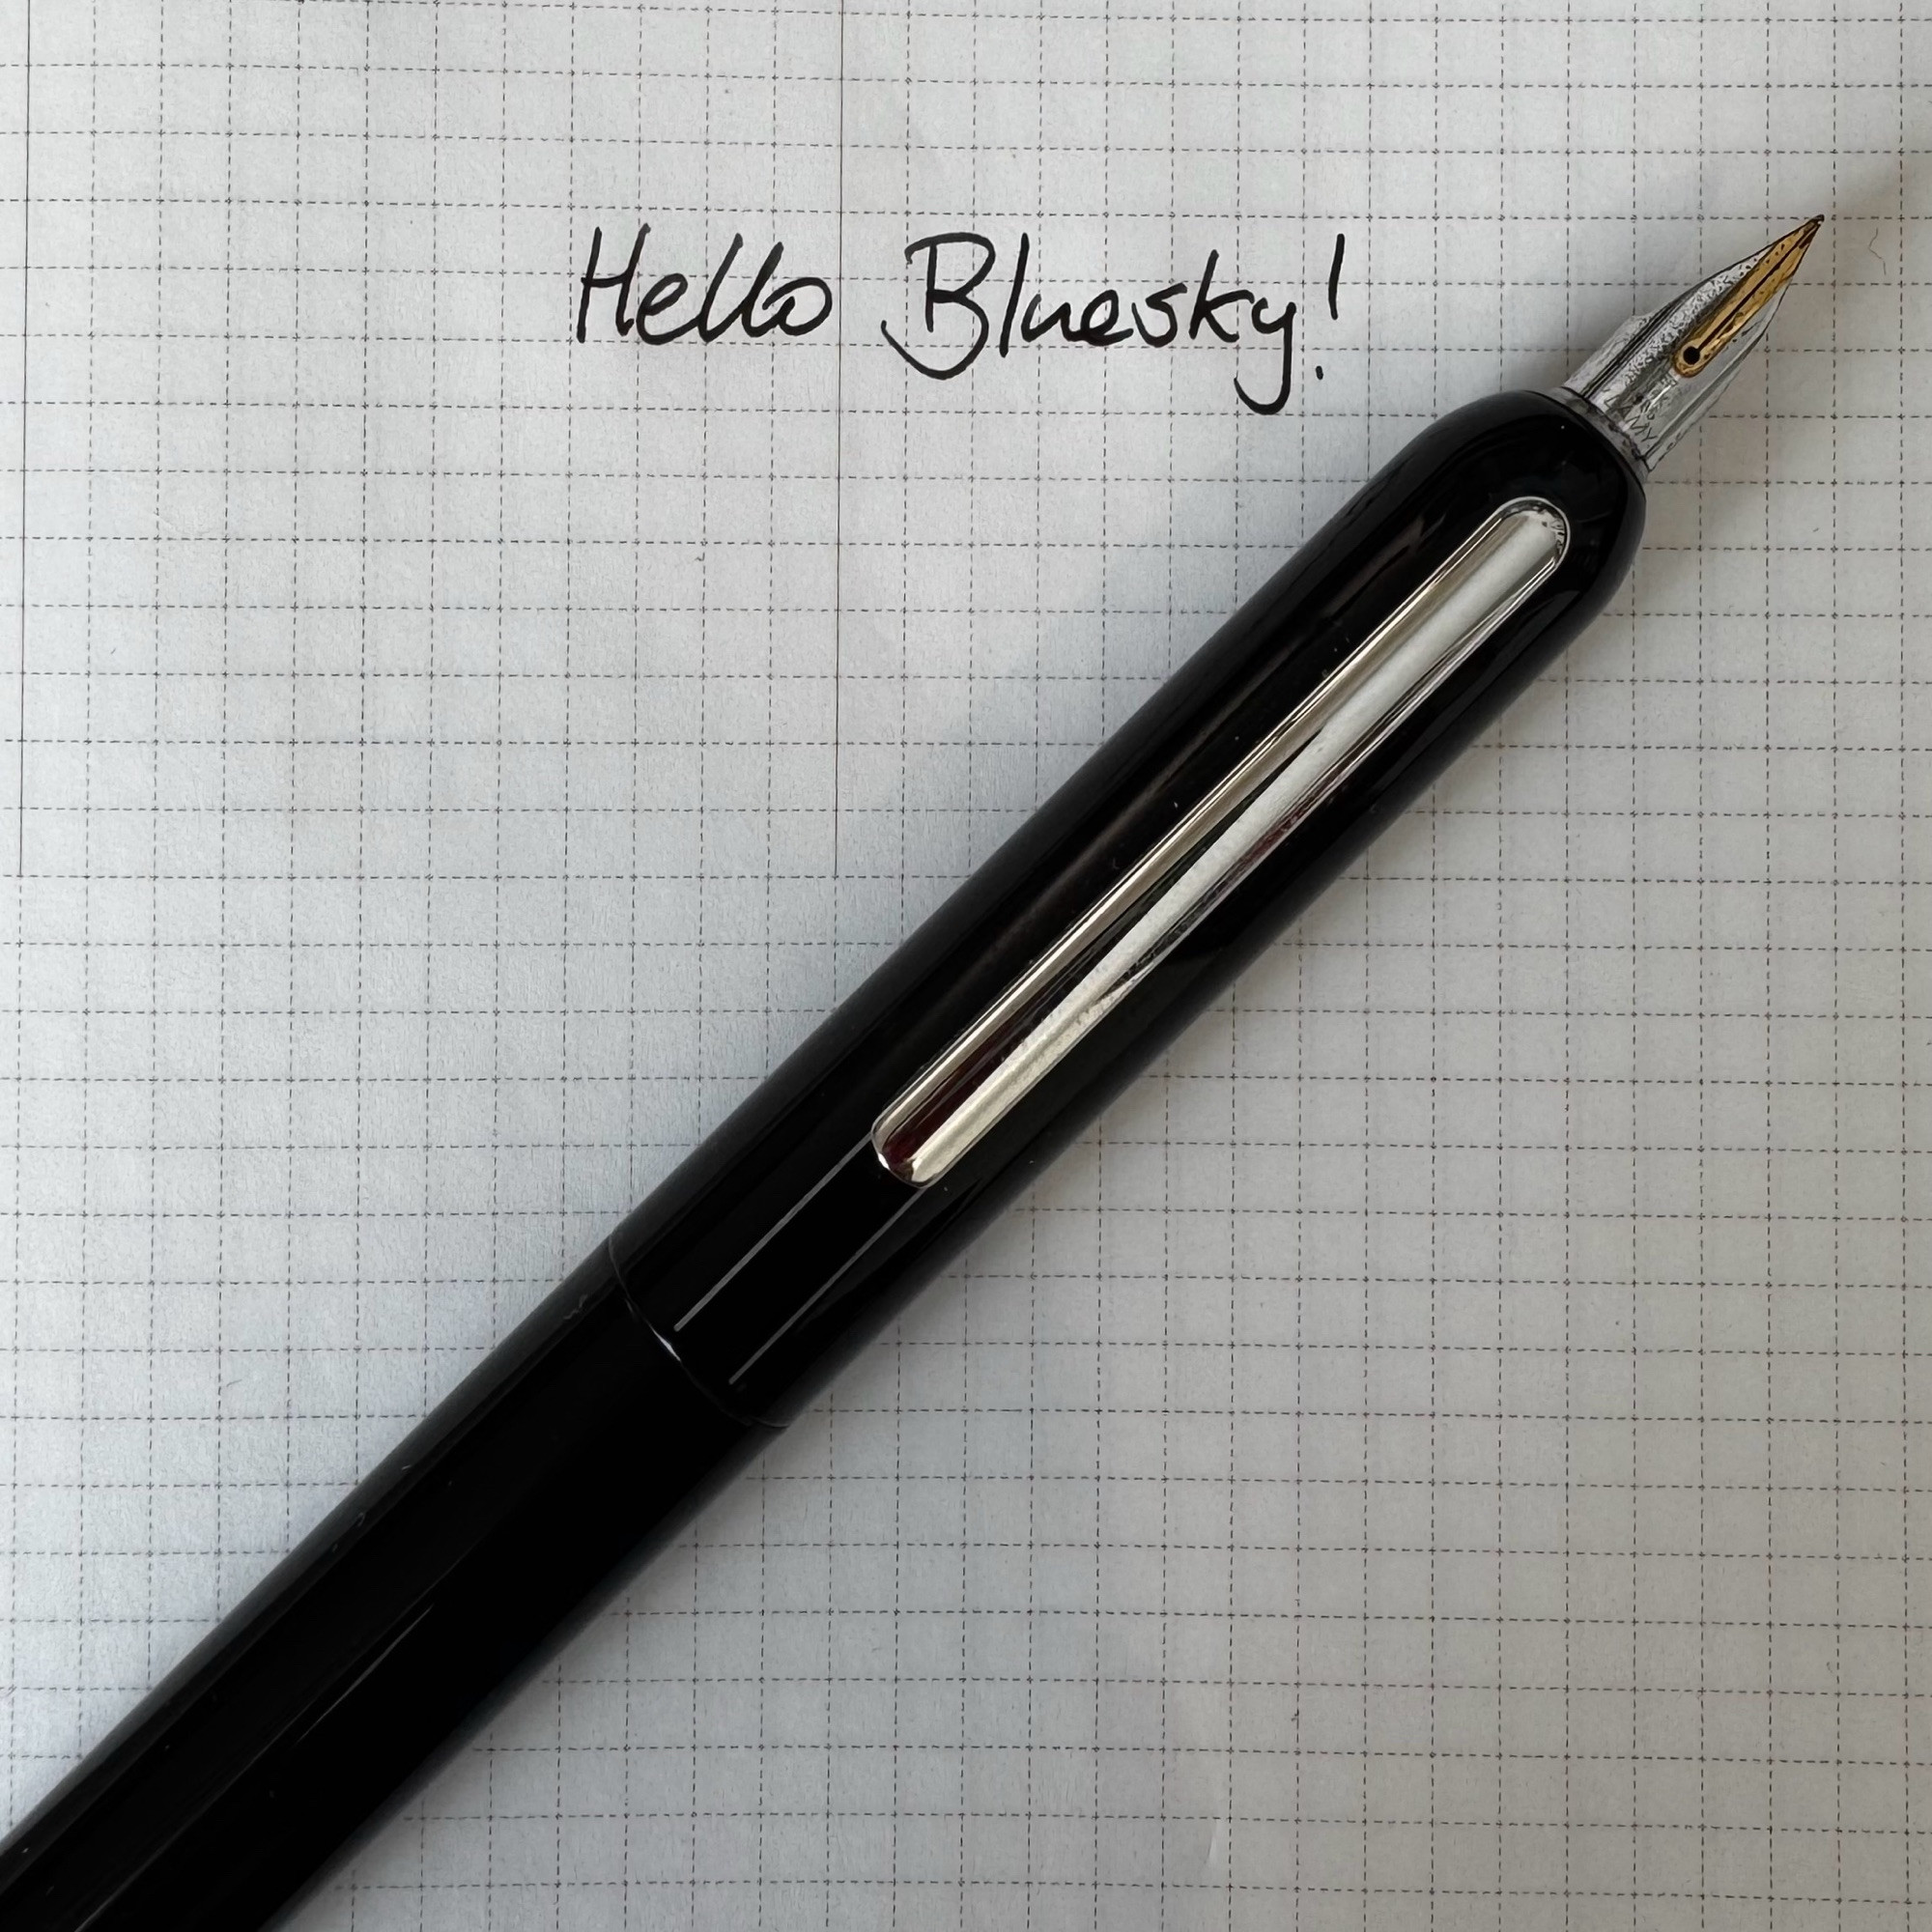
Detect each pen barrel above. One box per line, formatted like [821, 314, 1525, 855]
[0, 1252, 767, 1931]
[619, 389, 1644, 1422]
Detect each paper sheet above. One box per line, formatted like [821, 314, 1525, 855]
[1, 1, 1925, 1924]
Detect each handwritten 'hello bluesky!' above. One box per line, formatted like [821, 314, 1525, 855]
[576, 224, 1347, 416]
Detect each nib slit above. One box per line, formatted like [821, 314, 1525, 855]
[1671, 215, 1825, 378]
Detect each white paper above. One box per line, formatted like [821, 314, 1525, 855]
[0, 1, 1925, 1925]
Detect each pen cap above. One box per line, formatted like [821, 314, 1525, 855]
[614, 389, 1646, 1426]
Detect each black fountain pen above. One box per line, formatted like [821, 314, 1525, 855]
[0, 218, 1820, 1930]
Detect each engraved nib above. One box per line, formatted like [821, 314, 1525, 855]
[1561, 217, 1823, 470]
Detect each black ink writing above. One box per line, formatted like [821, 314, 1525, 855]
[577, 223, 833, 346]
[878, 232, 995, 378]
[877, 229, 1324, 414]
[1187, 250, 1250, 343]
[1236, 298, 1296, 415]
[576, 218, 1347, 417]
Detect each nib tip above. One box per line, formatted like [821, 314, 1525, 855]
[1762, 215, 1824, 279]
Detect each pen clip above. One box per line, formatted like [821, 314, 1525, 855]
[871, 497, 1570, 1187]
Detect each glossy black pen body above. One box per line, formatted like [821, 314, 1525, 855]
[0, 219, 1820, 1932]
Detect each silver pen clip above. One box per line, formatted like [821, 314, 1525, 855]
[872, 497, 1571, 1187]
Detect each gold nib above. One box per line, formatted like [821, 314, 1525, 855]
[1672, 215, 1823, 377]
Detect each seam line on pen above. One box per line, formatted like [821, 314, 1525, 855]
[670, 1133, 873, 1332]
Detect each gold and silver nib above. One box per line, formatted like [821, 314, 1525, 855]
[1562, 217, 1822, 469]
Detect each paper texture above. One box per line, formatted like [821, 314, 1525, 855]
[0, 1, 1925, 1925]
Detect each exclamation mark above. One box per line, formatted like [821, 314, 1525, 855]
[1317, 231, 1345, 382]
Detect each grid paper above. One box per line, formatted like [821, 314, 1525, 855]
[0, 1, 1926, 1927]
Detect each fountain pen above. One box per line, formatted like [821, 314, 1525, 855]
[0, 218, 1820, 1929]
